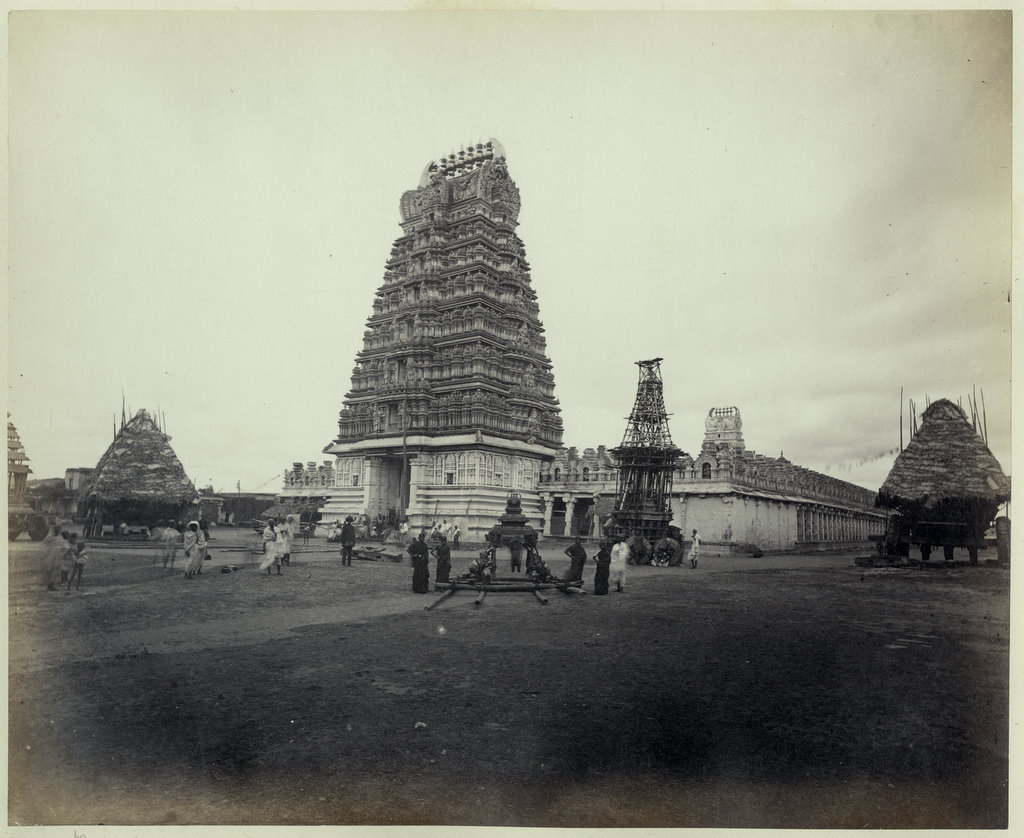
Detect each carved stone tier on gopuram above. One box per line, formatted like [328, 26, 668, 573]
[315, 139, 564, 539]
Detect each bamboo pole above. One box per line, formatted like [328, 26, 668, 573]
[981, 388, 988, 445]
[900, 387, 904, 452]
[400, 397, 409, 518]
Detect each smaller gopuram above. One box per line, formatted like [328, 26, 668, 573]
[672, 407, 886, 551]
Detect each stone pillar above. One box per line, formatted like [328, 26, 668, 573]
[996, 517, 1010, 565]
[565, 497, 577, 537]
[593, 497, 605, 538]
[542, 495, 554, 535]
[364, 457, 385, 518]
[406, 457, 424, 519]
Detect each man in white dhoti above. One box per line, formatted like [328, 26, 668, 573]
[183, 522, 205, 578]
[277, 515, 295, 565]
[259, 519, 281, 575]
[688, 529, 701, 568]
[609, 537, 631, 593]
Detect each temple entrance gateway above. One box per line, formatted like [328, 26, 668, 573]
[364, 455, 410, 522]
[549, 497, 567, 536]
[570, 497, 595, 537]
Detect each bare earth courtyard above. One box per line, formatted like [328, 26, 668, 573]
[7, 528, 1009, 828]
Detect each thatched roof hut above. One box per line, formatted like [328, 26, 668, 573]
[80, 409, 198, 527]
[877, 399, 1009, 530]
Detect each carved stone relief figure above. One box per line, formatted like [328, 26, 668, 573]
[526, 409, 540, 444]
[516, 322, 530, 347]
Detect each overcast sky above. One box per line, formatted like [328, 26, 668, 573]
[6, 9, 1012, 496]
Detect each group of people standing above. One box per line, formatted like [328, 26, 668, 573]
[569, 536, 630, 595]
[404, 528, 702, 597]
[154, 519, 211, 578]
[571, 529, 701, 594]
[43, 526, 89, 592]
[259, 515, 296, 575]
[428, 519, 460, 548]
[38, 516, 704, 597]
[407, 532, 452, 593]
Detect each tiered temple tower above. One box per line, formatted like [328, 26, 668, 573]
[318, 139, 563, 537]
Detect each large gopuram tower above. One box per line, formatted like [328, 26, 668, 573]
[320, 140, 563, 537]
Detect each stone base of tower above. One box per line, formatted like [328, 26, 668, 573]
[407, 485, 545, 544]
[317, 487, 367, 524]
[317, 484, 545, 545]
[315, 433, 556, 545]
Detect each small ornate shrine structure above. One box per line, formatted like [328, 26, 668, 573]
[486, 491, 536, 547]
[426, 491, 582, 610]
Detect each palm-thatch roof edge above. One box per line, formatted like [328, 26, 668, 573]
[81, 409, 198, 506]
[877, 399, 1009, 508]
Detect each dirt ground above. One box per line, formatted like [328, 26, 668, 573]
[7, 527, 1010, 828]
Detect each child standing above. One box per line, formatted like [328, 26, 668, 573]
[67, 538, 89, 591]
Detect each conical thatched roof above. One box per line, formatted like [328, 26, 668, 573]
[878, 399, 1009, 508]
[81, 409, 197, 506]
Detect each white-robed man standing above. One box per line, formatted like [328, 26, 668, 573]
[276, 514, 295, 566]
[259, 518, 281, 576]
[609, 537, 631, 593]
[183, 521, 206, 579]
[688, 529, 701, 568]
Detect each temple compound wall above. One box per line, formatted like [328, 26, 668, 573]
[280, 140, 564, 539]
[536, 407, 887, 552]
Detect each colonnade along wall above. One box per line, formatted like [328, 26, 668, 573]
[533, 409, 887, 550]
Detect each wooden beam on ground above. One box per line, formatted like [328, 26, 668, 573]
[474, 589, 487, 607]
[446, 582, 568, 593]
[533, 589, 548, 605]
[425, 588, 457, 611]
